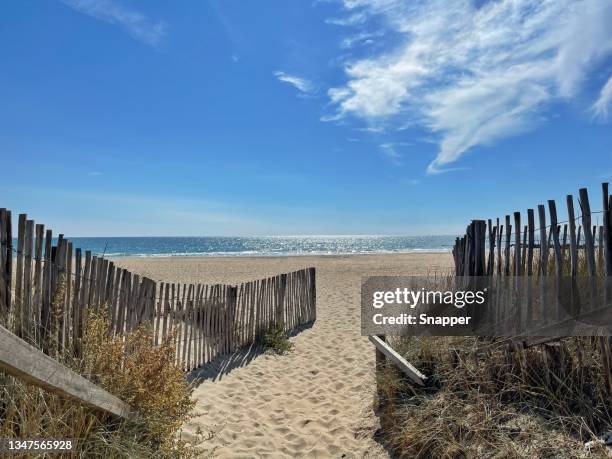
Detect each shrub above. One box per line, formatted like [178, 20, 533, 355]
[78, 311, 197, 457]
[0, 310, 198, 458]
[261, 323, 293, 355]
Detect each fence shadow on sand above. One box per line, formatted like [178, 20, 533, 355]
[187, 320, 315, 385]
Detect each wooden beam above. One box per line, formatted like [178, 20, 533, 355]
[368, 335, 427, 386]
[0, 325, 134, 420]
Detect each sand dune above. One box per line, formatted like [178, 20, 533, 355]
[116, 253, 453, 458]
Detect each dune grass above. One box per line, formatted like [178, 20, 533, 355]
[376, 243, 612, 458]
[376, 335, 612, 458]
[0, 310, 200, 458]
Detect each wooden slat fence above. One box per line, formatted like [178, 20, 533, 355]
[0, 208, 316, 373]
[453, 184, 612, 279]
[452, 183, 612, 391]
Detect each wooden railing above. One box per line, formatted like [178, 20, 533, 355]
[0, 325, 133, 419]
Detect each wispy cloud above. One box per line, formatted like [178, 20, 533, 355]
[274, 71, 315, 94]
[379, 142, 403, 165]
[325, 11, 368, 26]
[593, 75, 612, 120]
[340, 30, 382, 49]
[88, 171, 103, 176]
[326, 0, 612, 174]
[61, 0, 166, 47]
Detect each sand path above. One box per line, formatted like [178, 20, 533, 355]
[117, 253, 453, 458]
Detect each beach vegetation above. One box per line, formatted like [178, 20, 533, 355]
[261, 322, 294, 355]
[0, 309, 199, 458]
[376, 334, 612, 458]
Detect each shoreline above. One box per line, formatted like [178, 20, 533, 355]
[108, 250, 452, 261]
[112, 252, 455, 285]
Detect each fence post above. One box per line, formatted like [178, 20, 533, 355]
[496, 218, 502, 276]
[527, 209, 535, 276]
[538, 205, 548, 275]
[504, 215, 511, 276]
[487, 219, 494, 275]
[15, 214, 26, 337]
[579, 188, 596, 277]
[309, 267, 316, 322]
[473, 220, 486, 276]
[277, 273, 287, 326]
[566, 195, 578, 277]
[229, 285, 238, 353]
[0, 209, 10, 326]
[548, 200, 562, 278]
[514, 212, 521, 276]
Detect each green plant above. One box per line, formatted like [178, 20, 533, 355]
[261, 323, 293, 355]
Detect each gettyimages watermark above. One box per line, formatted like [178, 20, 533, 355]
[361, 276, 612, 336]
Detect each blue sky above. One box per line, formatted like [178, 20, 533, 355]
[1, 0, 611, 236]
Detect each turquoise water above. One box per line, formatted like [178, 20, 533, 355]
[31, 235, 455, 257]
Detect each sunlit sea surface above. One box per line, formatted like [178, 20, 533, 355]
[43, 235, 457, 257]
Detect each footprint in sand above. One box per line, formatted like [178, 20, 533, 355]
[156, 254, 454, 457]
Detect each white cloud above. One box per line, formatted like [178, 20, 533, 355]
[379, 142, 403, 164]
[593, 75, 612, 120]
[327, 0, 612, 173]
[61, 0, 166, 47]
[274, 71, 315, 94]
[325, 11, 368, 26]
[340, 31, 382, 49]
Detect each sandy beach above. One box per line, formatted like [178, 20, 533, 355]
[115, 253, 453, 458]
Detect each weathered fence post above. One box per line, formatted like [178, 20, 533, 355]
[0, 209, 10, 325]
[15, 214, 26, 338]
[504, 215, 511, 276]
[579, 188, 596, 277]
[567, 195, 578, 277]
[548, 200, 562, 278]
[527, 209, 535, 276]
[514, 212, 521, 276]
[277, 273, 287, 325]
[538, 205, 548, 275]
[521, 225, 527, 274]
[474, 220, 486, 276]
[487, 219, 494, 275]
[496, 218, 502, 276]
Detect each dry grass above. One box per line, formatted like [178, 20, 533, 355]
[0, 310, 200, 458]
[376, 336, 612, 458]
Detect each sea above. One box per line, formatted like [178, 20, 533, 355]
[31, 235, 456, 258]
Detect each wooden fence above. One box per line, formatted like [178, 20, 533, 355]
[451, 184, 612, 391]
[0, 207, 316, 373]
[453, 184, 612, 279]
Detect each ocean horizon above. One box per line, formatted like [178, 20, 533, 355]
[14, 235, 457, 258]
